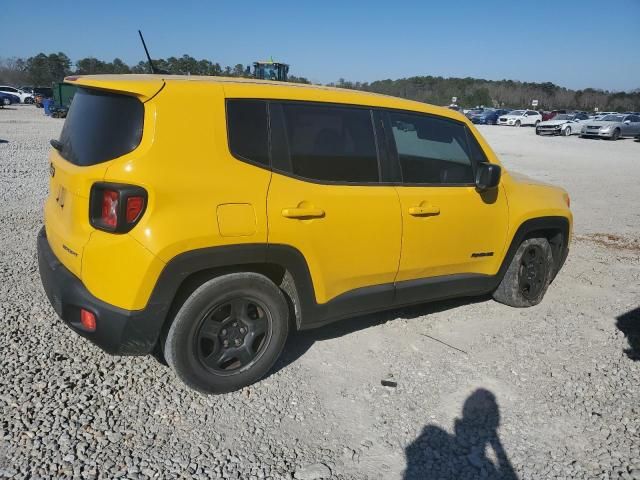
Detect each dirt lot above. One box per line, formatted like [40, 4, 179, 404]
[1, 105, 638, 480]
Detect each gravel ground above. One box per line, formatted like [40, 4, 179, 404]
[0, 105, 638, 480]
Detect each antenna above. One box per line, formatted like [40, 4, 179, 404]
[138, 30, 167, 74]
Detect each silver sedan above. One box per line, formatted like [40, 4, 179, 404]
[580, 114, 640, 140]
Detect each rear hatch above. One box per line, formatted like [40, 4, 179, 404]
[44, 76, 163, 278]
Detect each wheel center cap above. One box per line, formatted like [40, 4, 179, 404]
[220, 320, 247, 347]
[526, 263, 537, 279]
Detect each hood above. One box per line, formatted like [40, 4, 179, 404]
[508, 171, 554, 188]
[584, 121, 620, 128]
[539, 119, 570, 126]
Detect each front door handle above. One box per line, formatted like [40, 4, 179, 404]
[408, 205, 440, 216]
[281, 207, 325, 219]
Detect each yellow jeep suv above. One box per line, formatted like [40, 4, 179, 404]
[38, 75, 572, 393]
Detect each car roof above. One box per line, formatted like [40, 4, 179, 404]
[65, 74, 468, 123]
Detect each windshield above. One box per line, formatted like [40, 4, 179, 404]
[553, 114, 571, 120]
[601, 115, 624, 122]
[509, 110, 524, 116]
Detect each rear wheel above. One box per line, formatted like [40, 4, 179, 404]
[164, 273, 289, 394]
[2, 98, 9, 106]
[493, 238, 554, 307]
[24, 97, 34, 104]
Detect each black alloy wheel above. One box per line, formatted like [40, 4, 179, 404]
[195, 297, 272, 375]
[518, 244, 547, 300]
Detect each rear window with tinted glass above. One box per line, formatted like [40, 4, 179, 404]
[57, 88, 143, 166]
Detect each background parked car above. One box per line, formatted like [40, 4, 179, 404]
[536, 113, 590, 136]
[465, 107, 493, 119]
[0, 92, 20, 107]
[580, 114, 640, 140]
[0, 86, 34, 104]
[471, 109, 511, 125]
[542, 110, 567, 121]
[498, 109, 542, 127]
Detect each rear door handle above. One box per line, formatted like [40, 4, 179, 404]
[281, 207, 325, 219]
[408, 205, 440, 216]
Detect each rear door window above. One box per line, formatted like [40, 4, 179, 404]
[272, 102, 379, 183]
[388, 111, 475, 185]
[57, 88, 144, 166]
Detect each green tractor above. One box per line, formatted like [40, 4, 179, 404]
[252, 59, 289, 82]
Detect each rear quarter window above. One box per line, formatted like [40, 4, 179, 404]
[226, 99, 269, 166]
[57, 88, 144, 166]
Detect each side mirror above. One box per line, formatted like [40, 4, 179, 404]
[476, 163, 501, 191]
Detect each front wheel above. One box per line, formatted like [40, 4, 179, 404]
[2, 98, 10, 106]
[24, 97, 34, 104]
[164, 273, 290, 394]
[515, 120, 521, 127]
[563, 126, 571, 136]
[493, 238, 554, 307]
[610, 129, 620, 141]
[534, 120, 540, 127]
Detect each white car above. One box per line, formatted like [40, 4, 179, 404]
[0, 86, 34, 104]
[498, 109, 542, 127]
[535, 113, 590, 136]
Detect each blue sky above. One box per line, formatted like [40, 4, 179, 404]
[1, 0, 639, 91]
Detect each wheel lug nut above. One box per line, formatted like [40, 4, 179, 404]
[223, 340, 229, 347]
[234, 339, 241, 346]
[233, 322, 237, 327]
[221, 329, 227, 336]
[240, 327, 245, 333]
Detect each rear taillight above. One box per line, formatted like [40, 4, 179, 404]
[101, 190, 119, 228]
[90, 183, 147, 233]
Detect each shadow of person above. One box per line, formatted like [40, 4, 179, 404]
[404, 389, 518, 480]
[616, 307, 640, 360]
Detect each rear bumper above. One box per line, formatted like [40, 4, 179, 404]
[37, 227, 163, 355]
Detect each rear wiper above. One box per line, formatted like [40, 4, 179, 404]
[50, 139, 63, 151]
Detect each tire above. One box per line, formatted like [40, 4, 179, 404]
[535, 128, 540, 135]
[563, 126, 571, 136]
[24, 97, 34, 104]
[535, 120, 541, 127]
[2, 98, 9, 106]
[515, 120, 521, 127]
[164, 272, 289, 394]
[493, 238, 554, 308]
[610, 129, 620, 141]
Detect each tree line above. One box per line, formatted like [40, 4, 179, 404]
[0, 52, 310, 86]
[1, 52, 638, 111]
[330, 76, 640, 112]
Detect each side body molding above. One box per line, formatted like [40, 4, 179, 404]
[143, 215, 570, 340]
